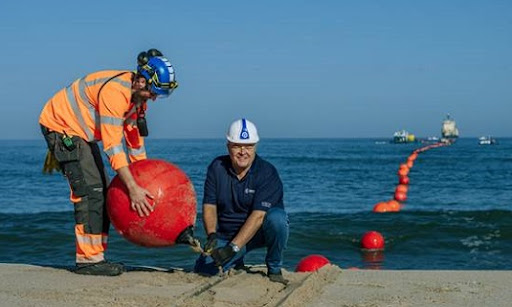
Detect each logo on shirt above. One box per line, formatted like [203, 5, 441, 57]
[261, 201, 272, 208]
[244, 188, 255, 194]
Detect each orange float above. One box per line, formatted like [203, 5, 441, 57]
[373, 202, 391, 213]
[387, 200, 402, 211]
[395, 184, 408, 193]
[398, 168, 409, 176]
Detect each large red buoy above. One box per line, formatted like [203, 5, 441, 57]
[107, 159, 197, 247]
[295, 254, 330, 272]
[361, 231, 385, 250]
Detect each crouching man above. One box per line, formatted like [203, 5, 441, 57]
[194, 118, 289, 284]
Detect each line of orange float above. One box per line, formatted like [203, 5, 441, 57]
[298, 142, 451, 271]
[373, 142, 448, 213]
[361, 142, 450, 251]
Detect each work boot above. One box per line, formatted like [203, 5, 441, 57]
[74, 261, 124, 276]
[268, 270, 289, 285]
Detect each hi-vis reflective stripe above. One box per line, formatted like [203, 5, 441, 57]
[128, 146, 146, 156]
[76, 253, 104, 263]
[78, 78, 101, 134]
[76, 235, 106, 246]
[101, 116, 124, 126]
[66, 75, 132, 141]
[104, 144, 124, 157]
[75, 224, 106, 263]
[65, 81, 94, 141]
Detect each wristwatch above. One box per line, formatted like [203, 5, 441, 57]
[229, 242, 240, 253]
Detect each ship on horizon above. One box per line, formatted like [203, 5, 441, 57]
[441, 114, 459, 144]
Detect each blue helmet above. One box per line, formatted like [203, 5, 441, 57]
[137, 55, 178, 98]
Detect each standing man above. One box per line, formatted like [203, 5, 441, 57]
[194, 118, 289, 284]
[39, 48, 178, 276]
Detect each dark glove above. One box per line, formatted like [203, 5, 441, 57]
[204, 233, 218, 254]
[211, 244, 236, 267]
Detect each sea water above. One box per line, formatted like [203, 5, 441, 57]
[0, 138, 511, 270]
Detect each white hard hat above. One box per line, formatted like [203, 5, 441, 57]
[226, 118, 259, 144]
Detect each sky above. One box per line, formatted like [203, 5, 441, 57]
[0, 0, 510, 139]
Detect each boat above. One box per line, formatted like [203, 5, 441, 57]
[392, 130, 416, 143]
[478, 136, 497, 145]
[440, 114, 459, 144]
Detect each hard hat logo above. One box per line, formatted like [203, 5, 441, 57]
[240, 119, 250, 140]
[227, 118, 259, 144]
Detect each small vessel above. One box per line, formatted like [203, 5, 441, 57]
[478, 136, 497, 145]
[441, 114, 459, 144]
[392, 130, 416, 143]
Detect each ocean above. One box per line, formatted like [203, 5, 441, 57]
[0, 138, 511, 271]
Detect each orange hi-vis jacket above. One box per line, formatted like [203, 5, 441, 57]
[39, 70, 147, 170]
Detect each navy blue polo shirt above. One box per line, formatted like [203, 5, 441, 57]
[202, 154, 284, 238]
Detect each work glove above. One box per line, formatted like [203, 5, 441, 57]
[42, 150, 61, 174]
[204, 233, 218, 254]
[211, 244, 237, 267]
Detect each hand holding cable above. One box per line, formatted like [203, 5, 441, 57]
[203, 233, 218, 255]
[211, 244, 237, 267]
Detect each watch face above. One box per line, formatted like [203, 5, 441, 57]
[231, 244, 240, 252]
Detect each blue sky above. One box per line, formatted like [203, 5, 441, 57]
[1, 0, 510, 139]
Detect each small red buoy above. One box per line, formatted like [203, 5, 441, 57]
[399, 176, 410, 185]
[295, 254, 330, 272]
[395, 184, 408, 194]
[406, 160, 414, 168]
[361, 231, 385, 250]
[107, 159, 197, 247]
[394, 191, 407, 202]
